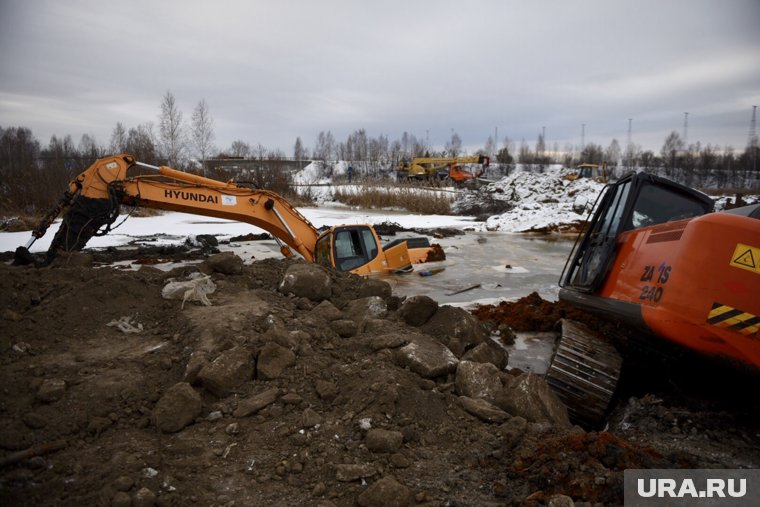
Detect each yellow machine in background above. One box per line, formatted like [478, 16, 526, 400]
[397, 155, 490, 182]
[565, 162, 609, 183]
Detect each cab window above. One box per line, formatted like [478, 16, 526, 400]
[333, 227, 379, 272]
[630, 183, 710, 230]
[315, 235, 332, 268]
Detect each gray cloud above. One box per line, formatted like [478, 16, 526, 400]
[1, 0, 759, 154]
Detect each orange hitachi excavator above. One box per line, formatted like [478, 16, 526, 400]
[547, 172, 760, 425]
[16, 154, 444, 274]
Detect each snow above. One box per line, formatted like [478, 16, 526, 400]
[0, 206, 479, 254]
[468, 167, 606, 233]
[2, 164, 757, 254]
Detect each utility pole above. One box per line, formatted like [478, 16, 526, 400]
[627, 118, 633, 168]
[749, 105, 758, 173]
[580, 124, 586, 161]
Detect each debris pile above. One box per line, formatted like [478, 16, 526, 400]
[1, 253, 758, 506]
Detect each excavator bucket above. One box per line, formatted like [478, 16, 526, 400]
[545, 319, 622, 427]
[12, 246, 36, 266]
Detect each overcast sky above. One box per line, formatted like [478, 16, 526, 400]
[1, 0, 759, 157]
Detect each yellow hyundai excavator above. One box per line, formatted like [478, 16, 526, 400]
[397, 155, 489, 181]
[16, 154, 444, 274]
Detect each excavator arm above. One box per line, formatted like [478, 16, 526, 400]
[27, 154, 320, 262]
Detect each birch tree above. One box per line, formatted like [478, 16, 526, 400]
[191, 99, 215, 173]
[158, 90, 185, 167]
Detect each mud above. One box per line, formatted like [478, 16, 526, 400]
[472, 292, 605, 334]
[1, 253, 758, 506]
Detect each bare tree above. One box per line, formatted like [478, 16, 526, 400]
[314, 131, 335, 161]
[445, 132, 462, 157]
[661, 131, 684, 175]
[229, 140, 251, 158]
[191, 99, 215, 173]
[158, 90, 186, 167]
[294, 137, 307, 161]
[78, 133, 101, 160]
[605, 139, 621, 165]
[109, 122, 127, 154]
[126, 123, 158, 165]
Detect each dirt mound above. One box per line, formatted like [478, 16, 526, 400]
[472, 291, 605, 333]
[1, 256, 758, 506]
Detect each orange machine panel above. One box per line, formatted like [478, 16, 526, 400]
[599, 212, 760, 367]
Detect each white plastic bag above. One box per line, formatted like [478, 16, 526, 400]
[162, 273, 216, 309]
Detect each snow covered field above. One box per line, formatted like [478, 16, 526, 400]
[0, 206, 479, 254]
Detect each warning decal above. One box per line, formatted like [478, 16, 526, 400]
[729, 243, 760, 275]
[707, 303, 760, 336]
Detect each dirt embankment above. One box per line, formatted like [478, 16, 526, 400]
[1, 253, 758, 506]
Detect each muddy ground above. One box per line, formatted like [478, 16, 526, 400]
[1, 249, 759, 507]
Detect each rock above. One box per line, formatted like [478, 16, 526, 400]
[22, 411, 48, 429]
[394, 334, 459, 379]
[197, 347, 253, 397]
[311, 300, 343, 321]
[548, 494, 576, 507]
[398, 296, 438, 327]
[281, 392, 303, 405]
[153, 382, 202, 433]
[233, 387, 281, 418]
[301, 407, 322, 428]
[343, 297, 388, 323]
[112, 491, 132, 507]
[364, 334, 408, 351]
[455, 360, 506, 408]
[365, 429, 404, 453]
[279, 263, 332, 301]
[459, 396, 511, 424]
[87, 416, 112, 435]
[313, 381, 337, 403]
[312, 482, 327, 497]
[334, 463, 377, 482]
[331, 319, 358, 338]
[390, 453, 411, 468]
[194, 234, 219, 247]
[256, 342, 296, 380]
[113, 475, 135, 492]
[183, 351, 209, 385]
[499, 416, 528, 450]
[358, 278, 392, 300]
[501, 373, 571, 427]
[357, 475, 412, 507]
[205, 251, 243, 275]
[36, 378, 66, 403]
[133, 486, 156, 507]
[420, 305, 487, 357]
[264, 324, 299, 350]
[461, 341, 508, 370]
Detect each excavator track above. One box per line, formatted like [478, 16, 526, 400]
[546, 319, 623, 428]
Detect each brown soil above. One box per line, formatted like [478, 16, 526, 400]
[472, 292, 605, 333]
[1, 254, 758, 506]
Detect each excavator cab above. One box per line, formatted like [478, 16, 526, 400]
[316, 226, 380, 272]
[315, 225, 426, 274]
[561, 172, 714, 293]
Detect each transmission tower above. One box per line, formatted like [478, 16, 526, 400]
[749, 105, 758, 173]
[683, 112, 689, 147]
[581, 123, 586, 156]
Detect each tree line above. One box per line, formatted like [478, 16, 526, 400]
[2, 89, 759, 213]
